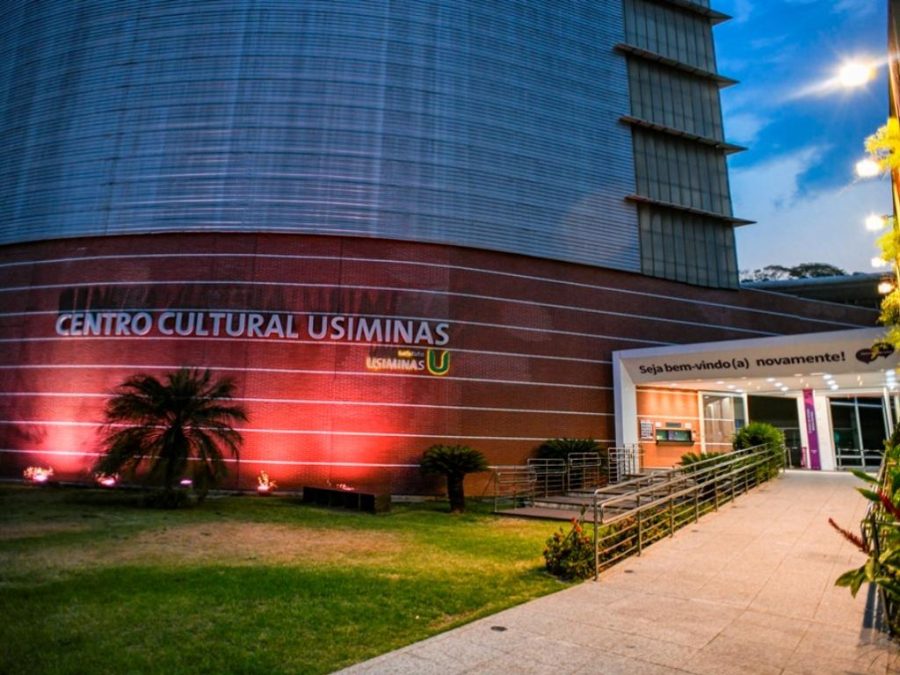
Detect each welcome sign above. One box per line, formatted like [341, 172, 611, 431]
[619, 327, 899, 384]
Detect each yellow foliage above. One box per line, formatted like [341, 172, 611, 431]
[880, 288, 900, 328]
[866, 117, 900, 172]
[878, 228, 900, 263]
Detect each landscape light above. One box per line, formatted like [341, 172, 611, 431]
[95, 473, 118, 488]
[879, 280, 895, 295]
[257, 470, 277, 494]
[23, 466, 54, 483]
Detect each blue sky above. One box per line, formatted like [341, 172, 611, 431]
[714, 0, 892, 275]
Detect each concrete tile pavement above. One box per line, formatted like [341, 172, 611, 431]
[338, 471, 900, 674]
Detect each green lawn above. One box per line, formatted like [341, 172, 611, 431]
[0, 485, 569, 674]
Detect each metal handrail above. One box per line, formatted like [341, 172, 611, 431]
[607, 444, 642, 483]
[491, 465, 537, 511]
[591, 443, 767, 513]
[592, 444, 781, 580]
[835, 446, 884, 470]
[526, 458, 567, 498]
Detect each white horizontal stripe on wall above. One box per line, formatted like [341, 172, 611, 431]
[0, 448, 417, 468]
[0, 391, 610, 417]
[0, 251, 870, 328]
[0, 364, 613, 390]
[0, 421, 610, 443]
[0, 278, 779, 336]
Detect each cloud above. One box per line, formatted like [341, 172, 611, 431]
[783, 0, 875, 13]
[729, 0, 754, 24]
[732, 147, 893, 273]
[725, 112, 767, 145]
[832, 0, 877, 14]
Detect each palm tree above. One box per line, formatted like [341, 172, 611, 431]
[420, 444, 488, 513]
[95, 368, 248, 504]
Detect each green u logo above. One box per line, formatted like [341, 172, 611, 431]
[426, 350, 450, 376]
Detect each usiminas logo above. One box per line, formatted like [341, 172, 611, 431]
[366, 347, 451, 376]
[426, 350, 450, 376]
[856, 342, 895, 364]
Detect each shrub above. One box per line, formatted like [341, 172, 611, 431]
[543, 518, 595, 580]
[732, 421, 784, 451]
[733, 422, 785, 478]
[535, 438, 601, 461]
[680, 450, 727, 468]
[536, 438, 605, 487]
[420, 444, 488, 513]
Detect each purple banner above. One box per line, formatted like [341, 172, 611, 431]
[803, 389, 821, 470]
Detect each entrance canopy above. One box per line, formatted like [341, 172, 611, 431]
[612, 327, 900, 468]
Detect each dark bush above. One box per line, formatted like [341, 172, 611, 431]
[733, 422, 785, 478]
[535, 438, 601, 461]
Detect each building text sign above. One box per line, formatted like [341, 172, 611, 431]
[54, 311, 450, 346]
[621, 329, 898, 384]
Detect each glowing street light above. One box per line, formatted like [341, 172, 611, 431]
[867, 213, 888, 231]
[838, 61, 876, 88]
[856, 157, 882, 178]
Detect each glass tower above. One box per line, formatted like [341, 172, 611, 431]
[0, 0, 741, 287]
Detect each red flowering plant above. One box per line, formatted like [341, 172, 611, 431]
[830, 448, 900, 635]
[543, 517, 595, 580]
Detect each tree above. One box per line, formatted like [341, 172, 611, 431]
[741, 263, 846, 283]
[788, 262, 847, 278]
[95, 368, 248, 505]
[863, 118, 900, 347]
[420, 444, 488, 513]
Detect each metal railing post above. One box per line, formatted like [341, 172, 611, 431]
[593, 492, 600, 581]
[730, 469, 736, 503]
[637, 507, 643, 555]
[668, 496, 674, 537]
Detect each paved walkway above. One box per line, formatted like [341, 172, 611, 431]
[340, 471, 900, 674]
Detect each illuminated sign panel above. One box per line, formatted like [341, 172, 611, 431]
[622, 328, 898, 384]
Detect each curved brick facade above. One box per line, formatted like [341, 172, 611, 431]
[0, 233, 877, 492]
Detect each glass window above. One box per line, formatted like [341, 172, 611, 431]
[702, 393, 745, 451]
